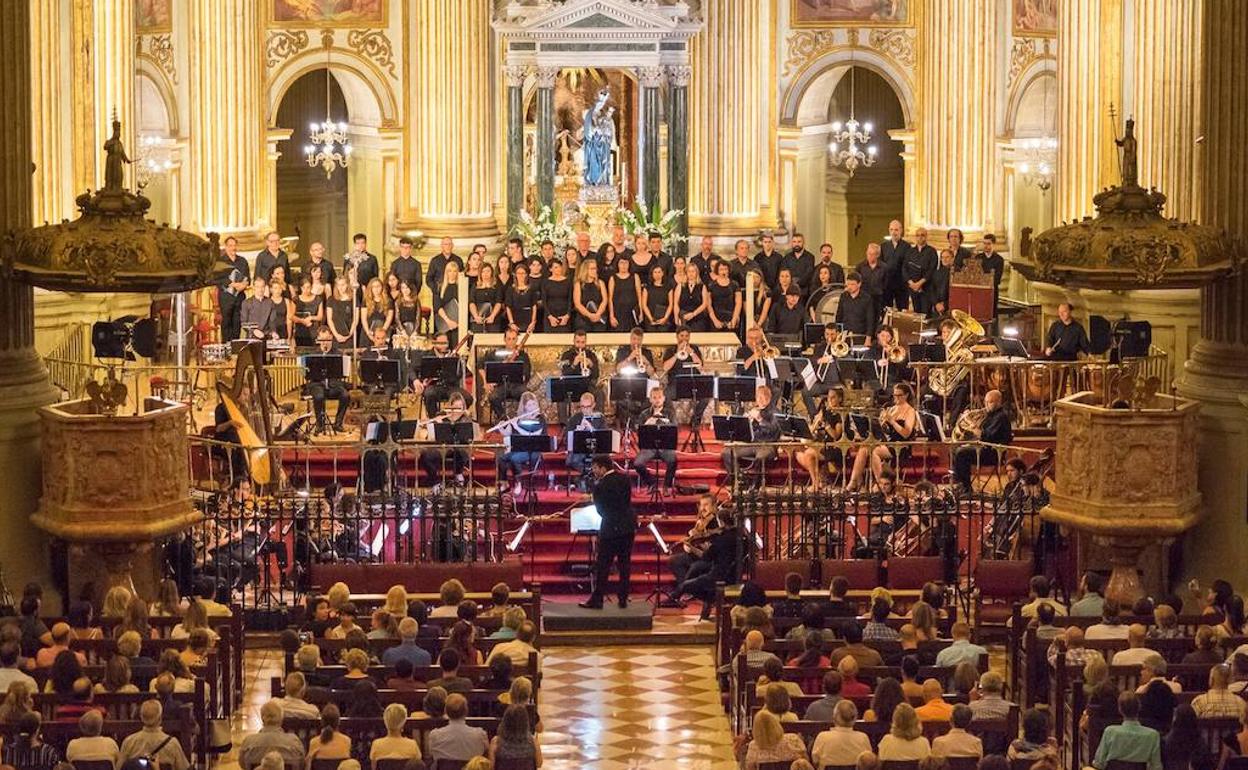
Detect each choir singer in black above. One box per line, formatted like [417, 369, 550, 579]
[579, 455, 636, 609]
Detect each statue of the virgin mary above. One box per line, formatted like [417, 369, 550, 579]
[582, 87, 615, 188]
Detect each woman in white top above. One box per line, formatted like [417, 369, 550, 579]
[743, 710, 808, 770]
[170, 599, 220, 643]
[877, 703, 931, 761]
[813, 700, 873, 769]
[369, 703, 421, 762]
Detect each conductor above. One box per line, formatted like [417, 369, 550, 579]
[579, 455, 636, 610]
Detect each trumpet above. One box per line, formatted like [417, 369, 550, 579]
[757, 332, 780, 359]
[572, 349, 592, 376]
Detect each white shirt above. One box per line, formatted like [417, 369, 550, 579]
[812, 726, 873, 768]
[488, 640, 542, 671]
[932, 729, 984, 758]
[273, 696, 320, 719]
[878, 735, 932, 761]
[1086, 623, 1131, 641]
[1111, 647, 1155, 667]
[66, 735, 120, 765]
[0, 667, 36, 693]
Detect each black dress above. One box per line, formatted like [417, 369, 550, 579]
[609, 273, 640, 330]
[643, 282, 672, 331]
[470, 284, 501, 332]
[293, 295, 323, 347]
[359, 307, 388, 346]
[542, 277, 572, 324]
[271, 298, 289, 339]
[505, 283, 538, 331]
[677, 282, 708, 332]
[326, 297, 354, 342]
[708, 279, 739, 331]
[395, 300, 419, 334]
[575, 281, 607, 332]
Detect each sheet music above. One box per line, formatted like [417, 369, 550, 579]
[799, 360, 817, 389]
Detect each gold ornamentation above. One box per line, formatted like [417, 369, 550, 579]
[868, 29, 915, 68]
[85, 369, 128, 417]
[1009, 37, 1053, 90]
[266, 29, 310, 69]
[347, 29, 396, 79]
[146, 35, 177, 84]
[784, 30, 838, 77]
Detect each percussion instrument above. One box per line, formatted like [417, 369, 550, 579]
[202, 343, 230, 364]
[813, 288, 844, 323]
[882, 307, 928, 346]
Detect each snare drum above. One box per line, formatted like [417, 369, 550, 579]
[201, 343, 229, 363]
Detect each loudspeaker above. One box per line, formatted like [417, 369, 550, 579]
[1089, 315, 1113, 354]
[1114, 320, 1153, 358]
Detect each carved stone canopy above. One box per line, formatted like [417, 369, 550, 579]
[3, 119, 227, 293]
[1013, 119, 1244, 290]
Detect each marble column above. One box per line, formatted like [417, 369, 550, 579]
[638, 66, 664, 211]
[1056, 0, 1124, 223]
[0, 1, 62, 590]
[666, 65, 691, 238]
[407, 0, 497, 237]
[504, 65, 527, 229]
[918, 0, 998, 235]
[688, 0, 772, 234]
[1132, 0, 1204, 222]
[533, 67, 557, 213]
[1176, 2, 1248, 589]
[187, 0, 266, 246]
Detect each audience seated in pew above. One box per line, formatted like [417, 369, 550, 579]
[742, 709, 807, 770]
[915, 679, 953, 723]
[488, 607, 526, 641]
[936, 623, 988, 669]
[1087, 600, 1132, 641]
[305, 704, 351, 768]
[1190, 664, 1245, 720]
[864, 677, 904, 722]
[1020, 576, 1067, 621]
[428, 693, 488, 762]
[877, 703, 930, 761]
[274, 672, 321, 719]
[1091, 691, 1162, 770]
[370, 702, 422, 763]
[117, 699, 190, 770]
[486, 705, 542, 768]
[1111, 624, 1155, 667]
[831, 624, 884, 668]
[1006, 707, 1057, 762]
[812, 699, 873, 767]
[839, 657, 872, 698]
[1181, 626, 1225, 665]
[487, 620, 541, 672]
[804, 671, 844, 723]
[380, 618, 432, 670]
[1161, 704, 1216, 770]
[325, 603, 361, 640]
[240, 699, 306, 770]
[930, 704, 982, 758]
[763, 683, 798, 723]
[431, 580, 467, 619]
[64, 710, 119, 766]
[429, 649, 474, 696]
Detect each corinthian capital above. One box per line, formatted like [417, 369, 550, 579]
[504, 65, 528, 88]
[667, 65, 692, 87]
[534, 67, 559, 89]
[637, 66, 666, 88]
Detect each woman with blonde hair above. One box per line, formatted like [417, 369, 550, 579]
[0, 681, 34, 723]
[877, 703, 930, 760]
[358, 277, 393, 346]
[383, 585, 408, 618]
[326, 582, 351, 613]
[368, 702, 421, 762]
[94, 655, 139, 694]
[572, 258, 607, 331]
[742, 709, 807, 770]
[102, 586, 132, 618]
[171, 598, 218, 642]
[114, 596, 155, 640]
[151, 579, 182, 618]
[910, 601, 939, 642]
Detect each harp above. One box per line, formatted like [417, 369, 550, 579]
[216, 342, 275, 486]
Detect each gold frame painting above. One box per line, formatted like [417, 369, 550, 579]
[269, 0, 388, 29]
[135, 0, 172, 33]
[1013, 0, 1058, 38]
[790, 0, 910, 28]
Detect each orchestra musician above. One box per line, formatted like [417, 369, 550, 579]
[482, 325, 532, 420]
[565, 392, 607, 491]
[418, 332, 474, 419]
[218, 236, 250, 342]
[880, 221, 912, 310]
[1044, 303, 1091, 361]
[1001, 458, 1028, 500]
[873, 326, 911, 391]
[632, 386, 678, 493]
[736, 326, 772, 381]
[662, 326, 710, 427]
[903, 227, 938, 315]
[239, 277, 276, 339]
[418, 393, 475, 487]
[305, 327, 350, 433]
[952, 388, 1013, 492]
[665, 495, 721, 602]
[559, 331, 601, 393]
[794, 387, 846, 489]
[835, 271, 878, 339]
[579, 455, 636, 610]
[801, 323, 842, 417]
[672, 507, 744, 621]
[362, 324, 408, 399]
[613, 327, 656, 428]
[847, 382, 921, 492]
[721, 384, 781, 476]
[855, 244, 891, 317]
[495, 391, 546, 496]
[926, 317, 971, 423]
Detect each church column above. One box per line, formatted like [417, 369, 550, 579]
[917, 0, 998, 237]
[1176, 2, 1248, 589]
[638, 66, 664, 211]
[688, 0, 771, 234]
[0, 1, 62, 589]
[666, 65, 690, 237]
[533, 67, 557, 213]
[1056, 0, 1124, 223]
[187, 0, 266, 246]
[504, 65, 527, 228]
[407, 0, 498, 237]
[92, 0, 136, 189]
[1132, 0, 1204, 222]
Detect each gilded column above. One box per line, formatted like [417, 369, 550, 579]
[638, 66, 664, 210]
[409, 0, 498, 237]
[504, 66, 527, 229]
[667, 65, 691, 238]
[1056, 0, 1124, 223]
[1132, 0, 1204, 222]
[688, 0, 770, 234]
[30, 0, 75, 225]
[187, 0, 265, 245]
[92, 0, 136, 189]
[918, 0, 998, 235]
[533, 67, 557, 213]
[0, 1, 63, 588]
[1176, 2, 1248, 588]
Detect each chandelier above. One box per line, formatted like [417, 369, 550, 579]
[828, 65, 877, 177]
[1017, 137, 1058, 191]
[134, 133, 174, 191]
[304, 44, 351, 178]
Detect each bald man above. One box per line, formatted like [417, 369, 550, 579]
[305, 241, 335, 286]
[880, 219, 912, 309]
[952, 389, 1013, 491]
[904, 226, 938, 314]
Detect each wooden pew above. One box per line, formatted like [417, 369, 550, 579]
[312, 588, 542, 631]
[0, 717, 196, 767]
[779, 712, 1019, 756]
[281, 715, 501, 761]
[33, 687, 209, 768]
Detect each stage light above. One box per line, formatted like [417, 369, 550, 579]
[1003, 325, 1019, 338]
[91, 316, 158, 361]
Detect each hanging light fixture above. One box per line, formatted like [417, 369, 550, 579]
[304, 42, 351, 178]
[1017, 77, 1057, 191]
[133, 86, 173, 191]
[828, 61, 877, 177]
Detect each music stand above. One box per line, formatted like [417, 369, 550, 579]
[571, 429, 615, 491]
[644, 520, 672, 606]
[802, 323, 826, 348]
[303, 354, 347, 436]
[908, 342, 947, 363]
[359, 358, 401, 393]
[771, 356, 805, 412]
[390, 419, 421, 441]
[993, 336, 1029, 359]
[547, 374, 592, 421]
[507, 434, 555, 512]
[836, 359, 877, 390]
[637, 423, 678, 512]
[716, 375, 760, 412]
[777, 413, 812, 439]
[609, 375, 649, 436]
[419, 356, 460, 383]
[713, 414, 756, 483]
[673, 373, 715, 453]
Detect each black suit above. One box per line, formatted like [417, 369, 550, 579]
[255, 248, 289, 283]
[928, 263, 952, 318]
[678, 528, 744, 609]
[588, 470, 636, 605]
[880, 238, 912, 309]
[903, 244, 938, 314]
[954, 406, 1013, 488]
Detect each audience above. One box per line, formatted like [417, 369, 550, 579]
[742, 710, 807, 769]
[369, 703, 422, 762]
[411, 686, 447, 720]
[935, 622, 987, 668]
[1181, 626, 1223, 665]
[489, 606, 527, 640]
[914, 679, 952, 722]
[930, 704, 983, 758]
[33, 623, 85, 669]
[488, 620, 541, 671]
[329, 648, 371, 691]
[304, 704, 351, 768]
[863, 599, 900, 642]
[1149, 605, 1181, 640]
[1190, 664, 1245, 719]
[346, 679, 384, 718]
[1033, 602, 1060, 641]
[383, 584, 409, 619]
[1007, 707, 1058, 761]
[382, 617, 433, 668]
[274, 672, 320, 719]
[0, 643, 34, 693]
[0, 680, 33, 724]
[118, 700, 190, 770]
[803, 670, 844, 723]
[2, 712, 59, 770]
[429, 649, 474, 695]
[763, 683, 798, 722]
[830, 624, 884, 667]
[432, 580, 467, 619]
[385, 658, 425, 692]
[65, 710, 119, 766]
[488, 704, 542, 766]
[899, 655, 924, 703]
[838, 656, 871, 697]
[877, 703, 930, 760]
[773, 573, 808, 619]
[1161, 704, 1215, 770]
[812, 700, 872, 768]
[759, 657, 803, 699]
[239, 700, 305, 770]
[427, 693, 489, 761]
[1071, 572, 1107, 617]
[1091, 692, 1161, 770]
[1111, 624, 1154, 666]
[1020, 576, 1065, 620]
[325, 603, 360, 640]
[1086, 599, 1130, 640]
[864, 677, 904, 722]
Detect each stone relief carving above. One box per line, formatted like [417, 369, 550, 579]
[868, 29, 915, 68]
[1008, 36, 1054, 90]
[784, 28, 914, 79]
[347, 29, 397, 79]
[145, 35, 177, 84]
[265, 29, 310, 70]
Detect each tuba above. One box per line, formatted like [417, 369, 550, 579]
[929, 310, 983, 397]
[952, 406, 987, 441]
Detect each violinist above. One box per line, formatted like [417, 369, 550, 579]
[720, 384, 780, 475]
[481, 325, 532, 420]
[801, 323, 842, 417]
[672, 509, 745, 622]
[794, 387, 845, 489]
[847, 382, 920, 491]
[494, 391, 547, 496]
[417, 393, 475, 487]
[663, 495, 721, 606]
[565, 392, 607, 490]
[662, 326, 709, 426]
[417, 332, 474, 419]
[632, 387, 678, 493]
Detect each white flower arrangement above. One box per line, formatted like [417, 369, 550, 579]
[614, 201, 687, 250]
[509, 205, 576, 255]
